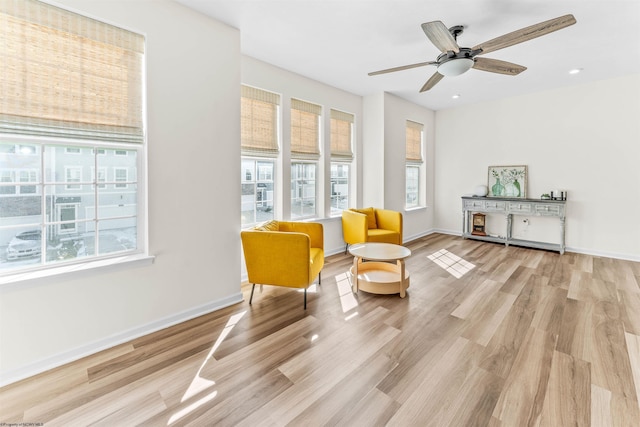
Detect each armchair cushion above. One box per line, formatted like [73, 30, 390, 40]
[353, 207, 377, 229]
[255, 219, 279, 231]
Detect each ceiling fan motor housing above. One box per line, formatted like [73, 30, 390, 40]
[436, 48, 478, 76]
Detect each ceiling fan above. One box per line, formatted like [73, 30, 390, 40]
[369, 14, 576, 92]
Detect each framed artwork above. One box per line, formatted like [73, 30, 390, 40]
[487, 165, 527, 198]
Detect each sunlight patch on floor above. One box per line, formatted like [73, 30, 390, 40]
[168, 390, 218, 425]
[335, 271, 358, 314]
[175, 309, 247, 419]
[297, 283, 319, 293]
[427, 249, 475, 278]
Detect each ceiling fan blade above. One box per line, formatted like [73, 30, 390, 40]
[368, 61, 437, 76]
[421, 21, 460, 53]
[472, 14, 576, 56]
[472, 57, 527, 75]
[420, 72, 444, 92]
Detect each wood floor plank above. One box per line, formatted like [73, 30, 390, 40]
[619, 289, 640, 335]
[288, 351, 398, 426]
[2, 233, 639, 426]
[625, 332, 640, 413]
[538, 350, 590, 427]
[590, 299, 638, 400]
[491, 326, 556, 426]
[386, 337, 493, 426]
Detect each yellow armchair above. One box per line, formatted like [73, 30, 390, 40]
[241, 220, 324, 309]
[342, 207, 403, 252]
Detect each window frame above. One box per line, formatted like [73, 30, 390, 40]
[405, 120, 424, 210]
[0, 1, 149, 284]
[241, 157, 276, 227]
[290, 160, 318, 220]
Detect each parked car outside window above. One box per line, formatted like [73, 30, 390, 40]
[6, 230, 41, 261]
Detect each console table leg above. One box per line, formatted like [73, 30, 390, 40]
[560, 217, 566, 254]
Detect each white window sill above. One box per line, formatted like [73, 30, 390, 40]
[0, 253, 155, 290]
[405, 205, 429, 212]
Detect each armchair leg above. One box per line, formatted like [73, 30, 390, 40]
[304, 288, 307, 310]
[319, 271, 321, 285]
[249, 283, 256, 305]
[345, 244, 349, 255]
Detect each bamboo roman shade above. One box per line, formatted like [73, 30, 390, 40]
[0, 0, 145, 143]
[406, 120, 424, 163]
[291, 99, 321, 159]
[241, 85, 280, 156]
[330, 109, 354, 160]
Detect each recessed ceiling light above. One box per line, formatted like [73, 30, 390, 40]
[452, 94, 461, 99]
[569, 68, 583, 75]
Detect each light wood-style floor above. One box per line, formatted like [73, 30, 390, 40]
[2, 233, 640, 426]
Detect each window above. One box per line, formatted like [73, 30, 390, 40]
[0, 0, 145, 275]
[65, 167, 82, 190]
[290, 99, 321, 219]
[406, 120, 424, 209]
[92, 167, 107, 189]
[241, 159, 275, 225]
[291, 162, 317, 219]
[114, 168, 128, 189]
[240, 86, 280, 227]
[330, 109, 354, 215]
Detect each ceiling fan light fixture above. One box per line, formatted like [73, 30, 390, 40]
[437, 58, 474, 77]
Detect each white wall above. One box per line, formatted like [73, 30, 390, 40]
[380, 93, 436, 242]
[435, 74, 640, 260]
[0, 0, 242, 384]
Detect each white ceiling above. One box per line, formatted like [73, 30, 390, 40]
[176, 0, 640, 111]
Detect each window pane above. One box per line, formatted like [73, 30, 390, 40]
[241, 159, 275, 226]
[330, 162, 349, 215]
[46, 223, 93, 263]
[2, 143, 140, 273]
[406, 165, 419, 208]
[98, 219, 137, 255]
[291, 163, 316, 219]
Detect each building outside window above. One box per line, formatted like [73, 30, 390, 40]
[329, 109, 354, 215]
[0, 0, 145, 274]
[241, 159, 275, 225]
[290, 98, 321, 220]
[405, 120, 424, 209]
[290, 162, 316, 218]
[240, 85, 280, 227]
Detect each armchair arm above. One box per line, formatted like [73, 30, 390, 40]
[278, 221, 324, 249]
[342, 209, 368, 245]
[375, 209, 403, 235]
[241, 230, 312, 288]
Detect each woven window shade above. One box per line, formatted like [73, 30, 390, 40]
[291, 99, 321, 159]
[0, 0, 145, 143]
[330, 109, 353, 160]
[241, 85, 280, 156]
[406, 120, 423, 163]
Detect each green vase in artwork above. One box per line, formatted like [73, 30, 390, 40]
[492, 178, 504, 196]
[513, 179, 521, 197]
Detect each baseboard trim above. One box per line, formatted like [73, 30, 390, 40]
[436, 228, 640, 261]
[0, 292, 243, 387]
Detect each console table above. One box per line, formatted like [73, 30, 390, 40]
[461, 196, 566, 254]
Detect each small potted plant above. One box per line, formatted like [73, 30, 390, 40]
[541, 193, 551, 200]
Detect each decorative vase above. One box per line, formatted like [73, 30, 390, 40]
[492, 178, 504, 196]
